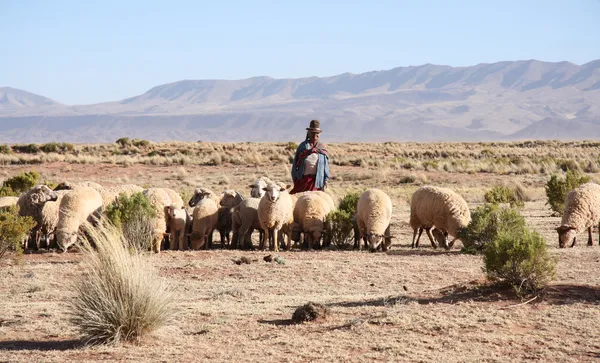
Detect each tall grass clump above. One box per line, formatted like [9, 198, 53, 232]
[0, 206, 36, 260]
[484, 184, 528, 208]
[70, 223, 174, 345]
[104, 192, 156, 252]
[545, 170, 590, 216]
[323, 191, 362, 248]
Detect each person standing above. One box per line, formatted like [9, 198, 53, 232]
[290, 120, 330, 194]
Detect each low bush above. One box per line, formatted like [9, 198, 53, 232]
[70, 223, 173, 345]
[323, 191, 362, 248]
[1, 170, 40, 196]
[0, 144, 12, 154]
[484, 185, 526, 208]
[40, 142, 74, 153]
[104, 192, 156, 251]
[483, 227, 556, 296]
[338, 191, 361, 216]
[12, 144, 39, 154]
[115, 137, 131, 147]
[545, 170, 590, 216]
[0, 206, 36, 260]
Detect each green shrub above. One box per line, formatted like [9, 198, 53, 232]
[104, 192, 156, 251]
[0, 206, 36, 259]
[323, 209, 355, 248]
[115, 137, 131, 147]
[484, 185, 526, 208]
[12, 144, 40, 154]
[483, 228, 556, 296]
[40, 142, 74, 153]
[2, 171, 40, 195]
[338, 191, 361, 216]
[458, 203, 526, 253]
[70, 223, 173, 345]
[0, 144, 12, 154]
[545, 170, 590, 216]
[284, 142, 298, 152]
[132, 139, 150, 148]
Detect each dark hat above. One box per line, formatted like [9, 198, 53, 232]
[306, 120, 322, 133]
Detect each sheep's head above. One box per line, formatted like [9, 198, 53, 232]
[432, 228, 449, 249]
[188, 188, 213, 207]
[53, 182, 74, 191]
[262, 184, 285, 203]
[56, 229, 78, 252]
[366, 233, 385, 252]
[556, 225, 576, 248]
[29, 185, 59, 206]
[220, 190, 243, 208]
[249, 180, 268, 198]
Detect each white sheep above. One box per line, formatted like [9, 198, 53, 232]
[164, 204, 189, 250]
[38, 190, 69, 249]
[292, 192, 336, 249]
[232, 197, 263, 250]
[0, 196, 19, 210]
[56, 187, 103, 252]
[249, 177, 274, 198]
[409, 186, 471, 250]
[257, 184, 293, 252]
[17, 185, 59, 249]
[163, 188, 184, 208]
[556, 182, 600, 248]
[143, 188, 175, 253]
[190, 197, 218, 250]
[356, 188, 393, 252]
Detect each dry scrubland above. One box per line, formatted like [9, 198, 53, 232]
[1, 140, 600, 362]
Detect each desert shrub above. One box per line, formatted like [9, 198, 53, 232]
[338, 191, 361, 216]
[104, 192, 156, 251]
[0, 206, 36, 259]
[483, 228, 555, 296]
[458, 203, 526, 253]
[1, 170, 40, 195]
[12, 144, 40, 154]
[285, 142, 298, 152]
[323, 209, 354, 248]
[70, 223, 173, 345]
[545, 170, 590, 216]
[132, 139, 150, 148]
[398, 175, 416, 184]
[0, 144, 12, 154]
[115, 137, 131, 147]
[40, 142, 74, 153]
[484, 185, 525, 208]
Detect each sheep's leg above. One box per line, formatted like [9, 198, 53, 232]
[178, 230, 186, 251]
[273, 229, 279, 253]
[570, 236, 577, 248]
[208, 231, 213, 249]
[425, 228, 437, 249]
[152, 234, 161, 253]
[286, 229, 293, 250]
[262, 229, 270, 251]
[411, 229, 418, 248]
[447, 237, 458, 249]
[588, 226, 593, 246]
[169, 229, 178, 250]
[415, 228, 425, 248]
[220, 231, 225, 249]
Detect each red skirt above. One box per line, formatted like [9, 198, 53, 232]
[290, 175, 319, 194]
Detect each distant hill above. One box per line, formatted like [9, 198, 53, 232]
[1, 59, 600, 142]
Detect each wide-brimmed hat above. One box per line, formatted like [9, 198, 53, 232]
[306, 120, 322, 133]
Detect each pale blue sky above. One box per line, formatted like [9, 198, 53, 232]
[1, 0, 599, 105]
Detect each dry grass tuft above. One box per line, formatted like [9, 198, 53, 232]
[69, 223, 174, 346]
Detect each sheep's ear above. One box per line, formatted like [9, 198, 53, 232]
[262, 187, 268, 192]
[248, 184, 255, 189]
[279, 186, 286, 192]
[285, 184, 292, 190]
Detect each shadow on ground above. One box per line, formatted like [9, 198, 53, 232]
[0, 340, 81, 351]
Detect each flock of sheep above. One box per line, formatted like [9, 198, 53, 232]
[1, 174, 599, 252]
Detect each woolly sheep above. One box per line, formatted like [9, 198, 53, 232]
[258, 184, 293, 252]
[249, 177, 274, 198]
[217, 206, 233, 248]
[17, 185, 59, 249]
[190, 198, 218, 250]
[188, 187, 219, 207]
[163, 188, 184, 209]
[292, 192, 336, 249]
[232, 197, 263, 250]
[356, 188, 393, 252]
[164, 204, 189, 250]
[219, 190, 244, 208]
[409, 186, 471, 250]
[556, 182, 600, 248]
[143, 188, 175, 253]
[38, 190, 69, 249]
[56, 187, 103, 252]
[0, 196, 19, 210]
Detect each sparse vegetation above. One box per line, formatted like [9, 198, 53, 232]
[545, 170, 591, 216]
[70, 224, 174, 345]
[0, 170, 40, 196]
[104, 192, 156, 251]
[323, 191, 361, 248]
[484, 184, 527, 207]
[0, 206, 36, 260]
[40, 142, 74, 153]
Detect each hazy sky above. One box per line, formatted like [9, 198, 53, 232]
[1, 0, 599, 105]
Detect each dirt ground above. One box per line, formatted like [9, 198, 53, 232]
[1, 162, 600, 362]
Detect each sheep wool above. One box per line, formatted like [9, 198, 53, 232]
[56, 187, 103, 251]
[557, 182, 600, 248]
[357, 188, 393, 251]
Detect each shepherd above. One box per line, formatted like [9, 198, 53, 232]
[290, 120, 330, 194]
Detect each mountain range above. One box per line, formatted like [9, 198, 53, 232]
[1, 59, 600, 143]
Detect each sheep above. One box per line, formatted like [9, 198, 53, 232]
[163, 188, 184, 208]
[356, 188, 393, 252]
[220, 189, 244, 208]
[188, 187, 219, 207]
[249, 177, 274, 198]
[164, 204, 189, 250]
[190, 197, 218, 250]
[350, 213, 391, 250]
[56, 187, 103, 252]
[53, 181, 103, 192]
[216, 206, 233, 248]
[99, 184, 145, 209]
[232, 197, 263, 250]
[143, 188, 175, 253]
[257, 183, 293, 252]
[38, 190, 69, 249]
[292, 192, 336, 249]
[556, 182, 600, 248]
[409, 186, 471, 250]
[0, 196, 19, 210]
[17, 185, 59, 249]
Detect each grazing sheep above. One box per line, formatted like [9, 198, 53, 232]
[17, 185, 59, 249]
[556, 182, 600, 248]
[220, 190, 244, 208]
[56, 187, 103, 252]
[38, 190, 69, 249]
[217, 206, 233, 248]
[409, 186, 471, 250]
[190, 197, 218, 250]
[164, 204, 189, 250]
[257, 184, 293, 252]
[356, 188, 393, 252]
[232, 197, 263, 250]
[0, 196, 19, 210]
[293, 193, 335, 249]
[143, 188, 174, 253]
